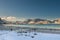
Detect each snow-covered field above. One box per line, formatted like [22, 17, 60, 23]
[0, 31, 60, 40]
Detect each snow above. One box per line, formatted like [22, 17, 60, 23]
[0, 31, 60, 40]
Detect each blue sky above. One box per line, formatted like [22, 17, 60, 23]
[0, 0, 60, 19]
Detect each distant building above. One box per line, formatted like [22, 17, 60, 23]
[1, 16, 16, 22]
[35, 21, 49, 24]
[28, 21, 35, 24]
[0, 18, 5, 24]
[54, 19, 60, 24]
[28, 20, 49, 24]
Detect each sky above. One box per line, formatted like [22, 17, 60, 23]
[0, 0, 60, 19]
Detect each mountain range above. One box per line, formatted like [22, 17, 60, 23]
[0, 16, 60, 24]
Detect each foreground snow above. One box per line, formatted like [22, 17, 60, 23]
[0, 31, 60, 40]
